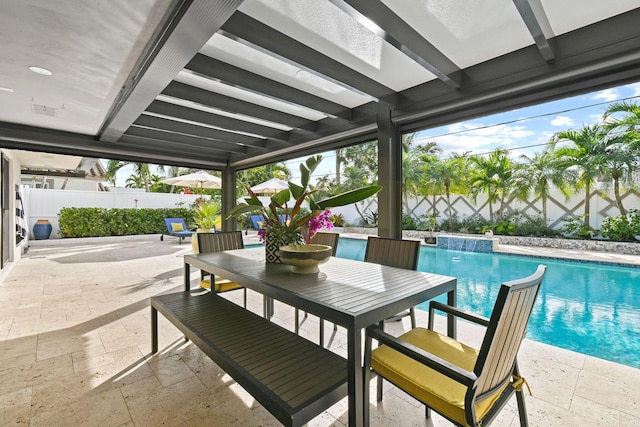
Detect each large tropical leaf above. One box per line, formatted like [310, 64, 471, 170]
[315, 185, 382, 209]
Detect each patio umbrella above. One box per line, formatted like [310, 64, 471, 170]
[160, 171, 222, 197]
[250, 178, 289, 195]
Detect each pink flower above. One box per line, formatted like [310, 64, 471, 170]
[308, 209, 333, 241]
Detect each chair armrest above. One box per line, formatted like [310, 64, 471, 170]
[366, 324, 477, 387]
[429, 301, 490, 329]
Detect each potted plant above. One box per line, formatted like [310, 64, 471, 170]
[225, 155, 381, 263]
[192, 199, 220, 253]
[424, 214, 438, 245]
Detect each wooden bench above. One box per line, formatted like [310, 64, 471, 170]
[151, 291, 348, 427]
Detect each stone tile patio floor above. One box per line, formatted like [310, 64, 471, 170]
[1, 234, 639, 426]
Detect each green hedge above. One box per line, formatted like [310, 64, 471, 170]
[58, 207, 195, 238]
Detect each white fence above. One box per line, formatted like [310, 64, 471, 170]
[22, 185, 640, 240]
[23, 187, 201, 239]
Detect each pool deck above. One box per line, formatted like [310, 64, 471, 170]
[1, 234, 639, 425]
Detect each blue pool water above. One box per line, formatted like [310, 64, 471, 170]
[335, 238, 640, 368]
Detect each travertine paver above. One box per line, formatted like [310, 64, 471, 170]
[0, 235, 638, 426]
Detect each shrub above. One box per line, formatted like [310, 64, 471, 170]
[600, 210, 640, 242]
[402, 214, 418, 230]
[561, 215, 597, 240]
[58, 207, 194, 238]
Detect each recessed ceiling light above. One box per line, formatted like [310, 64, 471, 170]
[0, 86, 13, 93]
[29, 66, 53, 76]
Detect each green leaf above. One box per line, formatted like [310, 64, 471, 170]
[270, 188, 291, 205]
[224, 204, 261, 219]
[289, 182, 304, 200]
[316, 185, 382, 209]
[244, 198, 263, 206]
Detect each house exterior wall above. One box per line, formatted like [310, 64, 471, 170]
[0, 149, 27, 284]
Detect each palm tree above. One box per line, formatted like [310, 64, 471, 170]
[602, 101, 640, 215]
[551, 125, 606, 226]
[604, 101, 640, 145]
[517, 149, 573, 226]
[599, 135, 637, 215]
[106, 160, 152, 192]
[438, 153, 470, 220]
[469, 148, 513, 222]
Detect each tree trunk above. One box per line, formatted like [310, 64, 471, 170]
[432, 193, 437, 217]
[542, 195, 547, 227]
[614, 177, 626, 215]
[446, 189, 452, 220]
[584, 182, 591, 226]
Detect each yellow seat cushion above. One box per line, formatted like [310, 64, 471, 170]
[171, 223, 184, 232]
[200, 277, 243, 293]
[256, 221, 263, 229]
[371, 328, 508, 426]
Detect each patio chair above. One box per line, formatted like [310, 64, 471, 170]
[294, 232, 340, 346]
[197, 231, 248, 308]
[365, 236, 421, 328]
[364, 264, 547, 427]
[162, 218, 194, 244]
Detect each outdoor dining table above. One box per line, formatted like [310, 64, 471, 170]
[183, 247, 457, 427]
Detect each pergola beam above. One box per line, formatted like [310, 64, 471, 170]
[330, 0, 462, 89]
[512, 0, 555, 61]
[221, 12, 398, 106]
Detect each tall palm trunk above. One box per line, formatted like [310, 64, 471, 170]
[613, 176, 626, 215]
[584, 182, 591, 226]
[335, 149, 341, 186]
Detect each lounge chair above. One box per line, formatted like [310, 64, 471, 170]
[161, 218, 194, 244]
[364, 265, 547, 427]
[250, 215, 265, 229]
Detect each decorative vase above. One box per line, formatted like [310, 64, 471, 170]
[33, 219, 52, 240]
[279, 244, 332, 274]
[265, 234, 284, 263]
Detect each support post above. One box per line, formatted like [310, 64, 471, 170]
[377, 104, 402, 239]
[222, 166, 237, 232]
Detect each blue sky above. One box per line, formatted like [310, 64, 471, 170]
[283, 81, 640, 182]
[111, 81, 640, 186]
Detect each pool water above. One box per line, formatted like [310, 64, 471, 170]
[335, 238, 640, 368]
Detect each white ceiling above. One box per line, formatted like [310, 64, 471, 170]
[0, 0, 172, 134]
[1, 0, 640, 171]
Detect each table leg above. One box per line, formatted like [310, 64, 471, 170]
[151, 305, 158, 354]
[447, 286, 457, 339]
[184, 261, 190, 291]
[347, 325, 364, 427]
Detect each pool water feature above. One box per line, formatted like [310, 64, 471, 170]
[335, 237, 640, 368]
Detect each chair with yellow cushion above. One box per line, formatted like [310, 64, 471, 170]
[364, 265, 547, 427]
[365, 236, 421, 328]
[163, 218, 194, 244]
[197, 231, 247, 308]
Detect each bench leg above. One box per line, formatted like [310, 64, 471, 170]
[151, 306, 158, 354]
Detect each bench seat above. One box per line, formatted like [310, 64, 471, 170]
[151, 291, 348, 427]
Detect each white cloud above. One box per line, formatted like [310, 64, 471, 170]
[590, 88, 620, 102]
[415, 121, 537, 157]
[550, 116, 575, 127]
[625, 82, 640, 97]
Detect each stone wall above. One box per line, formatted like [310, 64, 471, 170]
[343, 227, 640, 255]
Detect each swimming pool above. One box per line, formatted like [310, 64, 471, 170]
[334, 238, 640, 368]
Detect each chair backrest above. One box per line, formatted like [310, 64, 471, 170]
[310, 232, 339, 256]
[472, 265, 547, 401]
[165, 218, 187, 233]
[250, 215, 265, 229]
[197, 231, 244, 254]
[364, 236, 420, 270]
